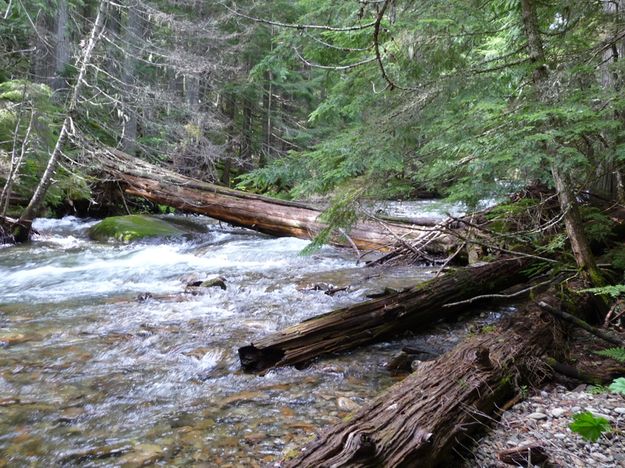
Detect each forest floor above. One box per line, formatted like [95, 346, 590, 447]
[469, 328, 625, 467]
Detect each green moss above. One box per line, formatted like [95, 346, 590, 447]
[88, 215, 186, 242]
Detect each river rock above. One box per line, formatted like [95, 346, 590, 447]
[200, 277, 227, 290]
[528, 412, 548, 420]
[88, 215, 187, 242]
[117, 443, 165, 467]
[186, 276, 227, 293]
[337, 397, 361, 412]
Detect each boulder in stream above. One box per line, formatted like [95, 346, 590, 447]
[185, 276, 227, 293]
[88, 215, 187, 242]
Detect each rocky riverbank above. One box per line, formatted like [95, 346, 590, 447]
[471, 385, 625, 467]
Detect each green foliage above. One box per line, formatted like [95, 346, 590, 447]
[587, 385, 609, 395]
[605, 247, 625, 271]
[235, 0, 625, 242]
[609, 377, 625, 395]
[581, 285, 625, 299]
[301, 187, 362, 254]
[595, 348, 625, 363]
[569, 412, 612, 442]
[580, 207, 615, 245]
[0, 80, 64, 209]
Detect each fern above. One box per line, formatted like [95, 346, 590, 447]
[587, 385, 609, 395]
[595, 347, 625, 363]
[581, 284, 625, 298]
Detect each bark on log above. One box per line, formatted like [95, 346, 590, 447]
[239, 258, 530, 372]
[98, 149, 455, 253]
[285, 293, 567, 467]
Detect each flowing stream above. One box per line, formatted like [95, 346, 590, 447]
[0, 211, 505, 466]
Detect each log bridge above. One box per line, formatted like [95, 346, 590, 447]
[99, 148, 455, 254]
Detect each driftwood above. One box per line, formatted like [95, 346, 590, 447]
[284, 293, 568, 467]
[239, 258, 531, 372]
[538, 301, 624, 346]
[544, 357, 625, 385]
[497, 444, 549, 466]
[98, 148, 455, 253]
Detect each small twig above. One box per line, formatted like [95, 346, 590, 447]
[293, 47, 376, 70]
[434, 241, 466, 278]
[443, 277, 556, 308]
[607, 301, 625, 326]
[338, 227, 361, 260]
[537, 301, 625, 347]
[222, 2, 376, 32]
[116, 181, 131, 215]
[450, 229, 559, 264]
[3, 0, 13, 20]
[373, 217, 442, 264]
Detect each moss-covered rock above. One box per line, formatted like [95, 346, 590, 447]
[88, 215, 187, 242]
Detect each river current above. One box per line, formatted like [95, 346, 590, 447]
[0, 209, 498, 465]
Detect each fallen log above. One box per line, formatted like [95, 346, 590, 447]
[284, 292, 569, 467]
[97, 148, 455, 253]
[239, 257, 531, 372]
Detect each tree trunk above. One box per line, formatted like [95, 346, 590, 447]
[31, 10, 53, 85]
[51, 0, 70, 92]
[285, 291, 568, 467]
[596, 0, 625, 202]
[520, 0, 602, 284]
[241, 96, 253, 164]
[99, 148, 457, 253]
[239, 257, 530, 372]
[121, 3, 140, 155]
[14, 1, 108, 241]
[220, 94, 236, 186]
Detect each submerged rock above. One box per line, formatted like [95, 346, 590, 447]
[88, 215, 187, 242]
[337, 397, 361, 412]
[117, 443, 165, 467]
[185, 276, 227, 294]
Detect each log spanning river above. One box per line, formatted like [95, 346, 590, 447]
[0, 206, 503, 465]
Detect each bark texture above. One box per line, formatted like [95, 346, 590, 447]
[239, 258, 530, 372]
[99, 149, 456, 253]
[285, 293, 566, 467]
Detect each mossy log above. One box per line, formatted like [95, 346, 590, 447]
[98, 149, 455, 253]
[239, 258, 530, 372]
[285, 292, 568, 467]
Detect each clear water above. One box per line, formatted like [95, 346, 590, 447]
[0, 215, 505, 466]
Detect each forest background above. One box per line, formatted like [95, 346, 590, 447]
[1, 0, 625, 266]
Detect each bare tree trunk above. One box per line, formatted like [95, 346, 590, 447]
[520, 0, 602, 284]
[220, 93, 236, 186]
[51, 0, 70, 92]
[121, 3, 140, 155]
[185, 74, 200, 111]
[14, 1, 108, 241]
[0, 99, 34, 217]
[30, 10, 53, 85]
[241, 96, 253, 164]
[261, 69, 272, 167]
[600, 0, 625, 203]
